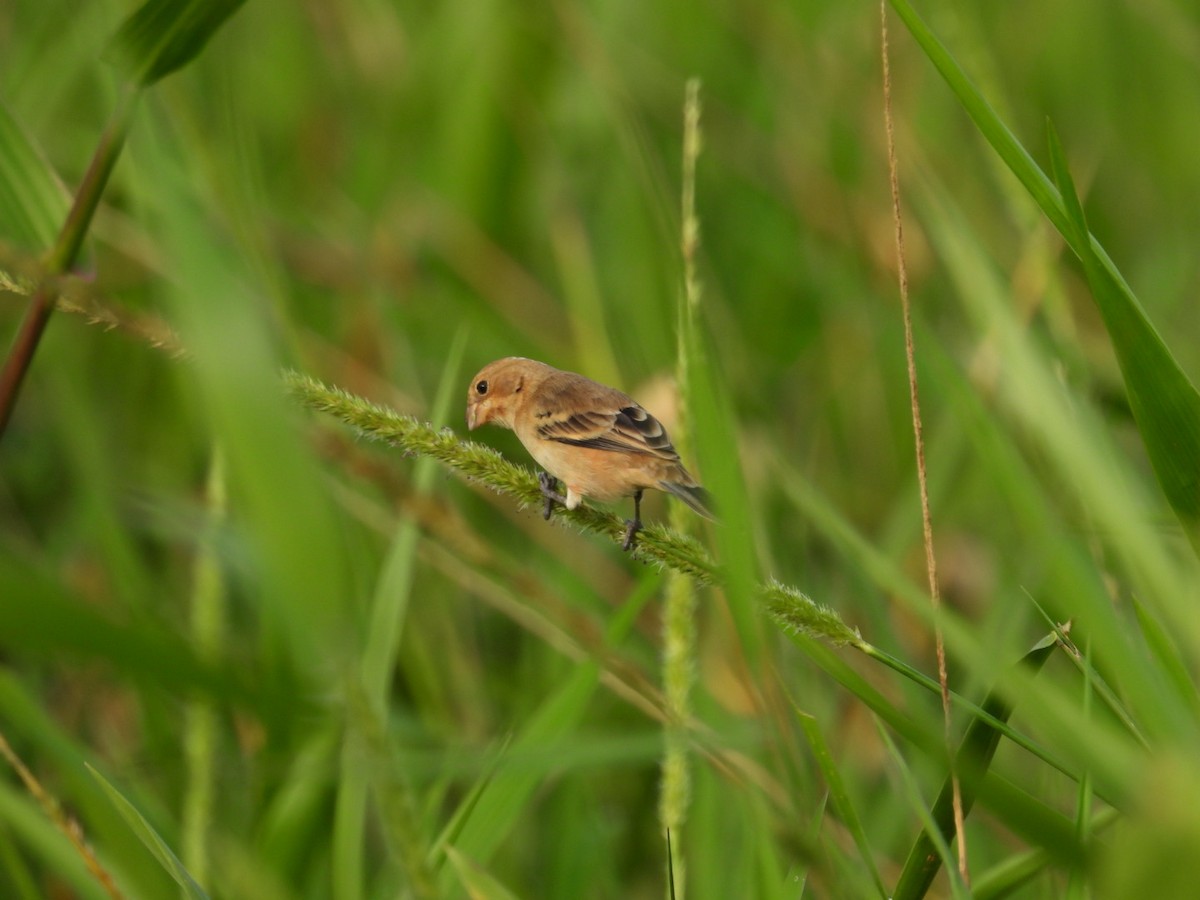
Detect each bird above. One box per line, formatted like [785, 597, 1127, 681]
[465, 357, 713, 550]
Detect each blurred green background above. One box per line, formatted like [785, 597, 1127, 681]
[2, 0, 1200, 897]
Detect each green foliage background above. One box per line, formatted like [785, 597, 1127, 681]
[2, 0, 1200, 897]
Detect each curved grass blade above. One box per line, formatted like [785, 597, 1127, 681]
[0, 89, 135, 436]
[0, 103, 70, 253]
[971, 806, 1118, 900]
[107, 0, 246, 87]
[87, 764, 209, 900]
[443, 845, 521, 900]
[878, 722, 969, 900]
[795, 710, 887, 898]
[888, 0, 1200, 553]
[1046, 124, 1200, 552]
[1025, 599, 1147, 749]
[1129, 596, 1200, 719]
[892, 632, 1058, 900]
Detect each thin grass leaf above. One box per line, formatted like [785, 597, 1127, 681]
[181, 448, 227, 889]
[1047, 124, 1200, 551]
[971, 806, 1119, 900]
[0, 103, 69, 253]
[976, 772, 1093, 867]
[862, 637, 1079, 783]
[795, 711, 887, 898]
[87, 765, 209, 900]
[777, 624, 1078, 786]
[435, 664, 600, 896]
[1130, 596, 1200, 719]
[429, 734, 513, 876]
[666, 829, 677, 900]
[0, 86, 137, 436]
[443, 845, 521, 900]
[1065, 638, 1094, 900]
[431, 561, 653, 891]
[790, 792, 827, 896]
[749, 798, 790, 900]
[685, 325, 763, 660]
[916, 157, 1194, 750]
[106, 0, 246, 87]
[892, 632, 1058, 900]
[1024, 598, 1149, 749]
[889, 0, 1200, 552]
[972, 846, 1054, 900]
[876, 722, 969, 900]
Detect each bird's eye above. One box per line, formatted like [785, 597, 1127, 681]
[475, 380, 489, 395]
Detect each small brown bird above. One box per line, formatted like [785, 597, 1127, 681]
[466, 357, 712, 550]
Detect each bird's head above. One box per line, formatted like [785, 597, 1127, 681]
[466, 357, 537, 431]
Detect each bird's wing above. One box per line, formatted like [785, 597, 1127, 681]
[537, 402, 680, 462]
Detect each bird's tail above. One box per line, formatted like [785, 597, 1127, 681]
[660, 481, 716, 520]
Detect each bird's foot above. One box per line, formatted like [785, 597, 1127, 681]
[538, 472, 568, 520]
[621, 518, 643, 552]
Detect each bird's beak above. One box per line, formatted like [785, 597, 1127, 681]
[466, 404, 479, 430]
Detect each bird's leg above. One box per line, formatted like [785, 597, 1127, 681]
[538, 471, 568, 520]
[622, 489, 644, 551]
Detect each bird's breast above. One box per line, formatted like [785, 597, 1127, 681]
[521, 438, 655, 502]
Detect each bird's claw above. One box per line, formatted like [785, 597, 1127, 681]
[621, 518, 642, 552]
[538, 472, 567, 520]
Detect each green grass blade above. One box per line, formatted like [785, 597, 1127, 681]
[181, 448, 227, 889]
[1066, 638, 1094, 900]
[1130, 596, 1200, 719]
[972, 846, 1053, 900]
[972, 807, 1119, 899]
[890, 0, 1200, 551]
[887, 0, 1062, 230]
[782, 628, 1079, 787]
[892, 632, 1057, 899]
[876, 723, 969, 900]
[429, 734, 514, 876]
[795, 710, 886, 898]
[436, 663, 601, 894]
[1024, 601, 1148, 748]
[106, 0, 246, 87]
[0, 103, 69, 252]
[87, 764, 209, 900]
[974, 774, 1087, 866]
[444, 845, 521, 900]
[1046, 123, 1200, 550]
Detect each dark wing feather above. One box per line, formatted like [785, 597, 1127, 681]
[538, 403, 680, 462]
[535, 409, 616, 443]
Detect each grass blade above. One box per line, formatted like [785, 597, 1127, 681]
[892, 632, 1057, 899]
[435, 664, 600, 894]
[1046, 123, 1200, 551]
[877, 723, 969, 900]
[0, 103, 69, 253]
[87, 765, 209, 900]
[890, 0, 1200, 551]
[107, 0, 246, 87]
[443, 845, 521, 900]
[795, 710, 887, 898]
